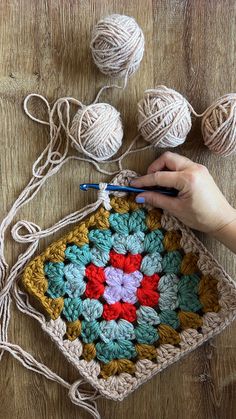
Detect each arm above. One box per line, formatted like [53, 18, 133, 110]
[131, 152, 236, 254]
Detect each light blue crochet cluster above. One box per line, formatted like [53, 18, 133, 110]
[43, 207, 203, 364]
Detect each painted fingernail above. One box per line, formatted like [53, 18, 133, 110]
[135, 196, 145, 204]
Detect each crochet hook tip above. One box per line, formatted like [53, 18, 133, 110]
[80, 184, 89, 191]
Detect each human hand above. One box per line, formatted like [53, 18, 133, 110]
[131, 152, 236, 234]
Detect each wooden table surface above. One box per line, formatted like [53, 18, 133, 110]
[0, 1, 236, 418]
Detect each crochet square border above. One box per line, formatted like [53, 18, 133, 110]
[21, 195, 236, 401]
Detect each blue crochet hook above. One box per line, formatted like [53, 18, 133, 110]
[80, 183, 178, 197]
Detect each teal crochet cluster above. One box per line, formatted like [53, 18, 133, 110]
[43, 207, 204, 364]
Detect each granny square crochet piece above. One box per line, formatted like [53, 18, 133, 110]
[22, 195, 236, 401]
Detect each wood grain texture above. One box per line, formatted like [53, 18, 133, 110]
[0, 0, 236, 418]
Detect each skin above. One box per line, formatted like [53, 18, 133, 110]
[131, 152, 236, 253]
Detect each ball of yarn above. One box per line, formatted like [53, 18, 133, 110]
[70, 103, 123, 161]
[90, 14, 145, 78]
[201, 93, 236, 157]
[137, 86, 192, 148]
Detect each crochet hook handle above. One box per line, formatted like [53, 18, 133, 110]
[80, 183, 178, 197]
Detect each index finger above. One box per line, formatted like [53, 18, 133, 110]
[147, 152, 193, 173]
[130, 171, 183, 190]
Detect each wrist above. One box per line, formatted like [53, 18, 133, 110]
[210, 206, 236, 240]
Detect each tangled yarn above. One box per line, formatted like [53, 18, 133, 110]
[70, 102, 123, 161]
[201, 93, 236, 157]
[137, 86, 192, 148]
[90, 14, 145, 78]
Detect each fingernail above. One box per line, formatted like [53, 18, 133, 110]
[130, 177, 140, 184]
[135, 196, 145, 204]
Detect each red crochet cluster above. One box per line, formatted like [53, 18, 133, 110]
[85, 250, 160, 322]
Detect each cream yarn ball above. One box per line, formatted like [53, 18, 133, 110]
[137, 86, 192, 148]
[201, 93, 236, 157]
[70, 103, 123, 161]
[90, 14, 145, 78]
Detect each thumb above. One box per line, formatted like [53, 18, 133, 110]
[136, 192, 178, 212]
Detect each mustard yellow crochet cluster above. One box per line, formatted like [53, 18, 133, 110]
[22, 196, 220, 379]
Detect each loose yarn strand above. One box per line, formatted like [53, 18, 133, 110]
[0, 95, 112, 416]
[0, 113, 66, 357]
[93, 71, 129, 104]
[117, 135, 152, 171]
[0, 198, 103, 418]
[0, 342, 100, 419]
[25, 94, 123, 174]
[0, 199, 102, 302]
[0, 197, 104, 415]
[187, 103, 206, 118]
[24, 93, 151, 176]
[0, 108, 68, 356]
[0, 88, 153, 416]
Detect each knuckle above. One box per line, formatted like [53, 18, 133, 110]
[162, 151, 173, 159]
[186, 166, 207, 188]
[147, 193, 156, 206]
[152, 172, 159, 183]
[185, 170, 199, 186]
[168, 197, 180, 213]
[146, 193, 158, 207]
[196, 164, 209, 175]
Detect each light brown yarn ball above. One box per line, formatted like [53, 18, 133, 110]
[137, 86, 192, 148]
[90, 14, 145, 78]
[70, 103, 123, 161]
[201, 93, 236, 157]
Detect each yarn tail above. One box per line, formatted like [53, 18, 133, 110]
[0, 91, 142, 416]
[0, 93, 105, 417]
[0, 181, 102, 417]
[0, 342, 101, 419]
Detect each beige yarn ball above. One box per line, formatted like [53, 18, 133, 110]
[201, 93, 236, 157]
[137, 86, 192, 148]
[90, 14, 145, 78]
[70, 103, 123, 161]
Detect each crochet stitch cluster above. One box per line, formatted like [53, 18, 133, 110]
[22, 195, 220, 379]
